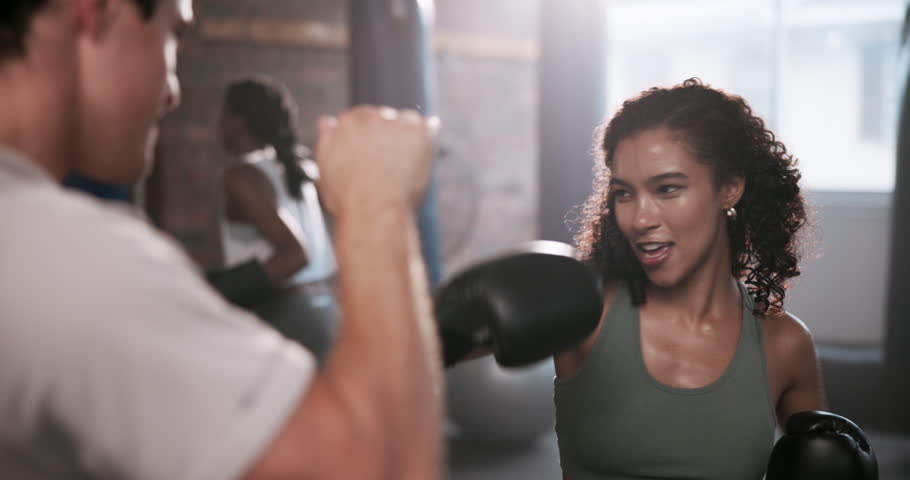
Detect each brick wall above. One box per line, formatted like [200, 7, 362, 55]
[150, 0, 541, 275]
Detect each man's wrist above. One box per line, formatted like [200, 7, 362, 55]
[335, 197, 417, 224]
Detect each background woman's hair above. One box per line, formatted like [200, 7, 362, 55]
[224, 76, 308, 200]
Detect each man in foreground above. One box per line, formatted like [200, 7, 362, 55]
[0, 1, 442, 478]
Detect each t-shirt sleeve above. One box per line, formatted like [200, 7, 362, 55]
[0, 197, 316, 480]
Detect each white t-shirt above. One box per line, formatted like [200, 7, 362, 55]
[0, 147, 316, 479]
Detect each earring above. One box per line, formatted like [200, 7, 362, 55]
[725, 207, 737, 220]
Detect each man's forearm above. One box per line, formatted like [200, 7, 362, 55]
[325, 205, 443, 478]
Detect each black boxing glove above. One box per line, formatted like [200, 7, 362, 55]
[206, 259, 277, 309]
[766, 410, 878, 480]
[434, 241, 603, 368]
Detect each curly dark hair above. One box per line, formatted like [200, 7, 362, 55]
[1, 0, 158, 61]
[575, 78, 807, 314]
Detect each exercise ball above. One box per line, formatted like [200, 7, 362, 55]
[446, 356, 556, 447]
[253, 284, 338, 365]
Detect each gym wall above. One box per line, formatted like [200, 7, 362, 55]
[149, 0, 542, 276]
[148, 0, 895, 348]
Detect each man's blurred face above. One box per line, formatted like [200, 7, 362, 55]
[74, 0, 192, 183]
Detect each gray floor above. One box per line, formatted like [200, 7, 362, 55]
[447, 431, 561, 480]
[447, 429, 910, 479]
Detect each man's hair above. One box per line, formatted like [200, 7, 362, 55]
[1, 0, 159, 60]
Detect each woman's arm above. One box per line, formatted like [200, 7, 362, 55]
[224, 164, 309, 284]
[766, 312, 827, 427]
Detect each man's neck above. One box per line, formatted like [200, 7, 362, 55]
[0, 33, 77, 182]
[0, 85, 70, 181]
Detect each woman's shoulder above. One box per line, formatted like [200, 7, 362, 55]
[760, 309, 817, 365]
[224, 163, 275, 197]
[760, 309, 811, 338]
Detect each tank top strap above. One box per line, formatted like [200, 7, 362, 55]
[574, 281, 639, 376]
[736, 281, 763, 345]
[608, 281, 634, 315]
[737, 281, 756, 313]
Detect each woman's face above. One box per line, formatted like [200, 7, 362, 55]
[610, 127, 742, 288]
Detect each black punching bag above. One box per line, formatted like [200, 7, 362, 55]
[538, 0, 607, 243]
[884, 28, 910, 434]
[349, 0, 444, 286]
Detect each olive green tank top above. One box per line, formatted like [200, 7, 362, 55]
[554, 283, 777, 480]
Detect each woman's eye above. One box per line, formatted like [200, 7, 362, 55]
[613, 189, 632, 200]
[658, 185, 683, 194]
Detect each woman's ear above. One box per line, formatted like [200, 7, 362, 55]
[721, 175, 745, 210]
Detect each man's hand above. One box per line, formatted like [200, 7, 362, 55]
[315, 106, 438, 217]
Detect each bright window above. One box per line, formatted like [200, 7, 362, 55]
[605, 0, 905, 192]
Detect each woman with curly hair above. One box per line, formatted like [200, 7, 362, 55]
[554, 78, 826, 479]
